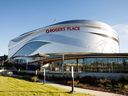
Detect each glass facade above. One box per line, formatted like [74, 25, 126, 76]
[14, 41, 49, 56]
[48, 57, 128, 73]
[13, 53, 128, 73]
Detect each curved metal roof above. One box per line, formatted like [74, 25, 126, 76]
[48, 20, 109, 27]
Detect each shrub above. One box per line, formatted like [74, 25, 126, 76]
[67, 80, 79, 86]
[99, 78, 111, 86]
[80, 76, 97, 85]
[30, 76, 38, 82]
[22, 75, 30, 80]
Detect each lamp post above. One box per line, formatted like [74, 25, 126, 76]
[70, 66, 74, 93]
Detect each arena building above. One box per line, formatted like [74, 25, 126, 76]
[8, 20, 128, 78]
[9, 20, 119, 58]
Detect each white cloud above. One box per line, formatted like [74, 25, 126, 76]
[113, 24, 128, 53]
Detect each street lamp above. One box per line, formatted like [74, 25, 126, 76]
[70, 66, 74, 93]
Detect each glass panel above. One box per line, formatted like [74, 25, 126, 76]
[14, 41, 49, 56]
[48, 56, 128, 73]
[12, 32, 32, 42]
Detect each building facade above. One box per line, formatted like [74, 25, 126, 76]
[9, 20, 128, 79]
[8, 20, 119, 58]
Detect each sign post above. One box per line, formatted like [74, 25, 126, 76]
[71, 66, 74, 93]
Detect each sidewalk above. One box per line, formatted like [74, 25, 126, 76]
[46, 82, 124, 96]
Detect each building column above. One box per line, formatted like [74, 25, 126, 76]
[76, 58, 79, 72]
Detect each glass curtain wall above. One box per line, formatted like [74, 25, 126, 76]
[49, 57, 128, 73]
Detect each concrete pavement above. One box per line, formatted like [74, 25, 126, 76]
[46, 82, 125, 96]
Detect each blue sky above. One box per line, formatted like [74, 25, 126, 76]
[0, 0, 128, 55]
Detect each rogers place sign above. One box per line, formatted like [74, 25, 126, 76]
[46, 26, 80, 33]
